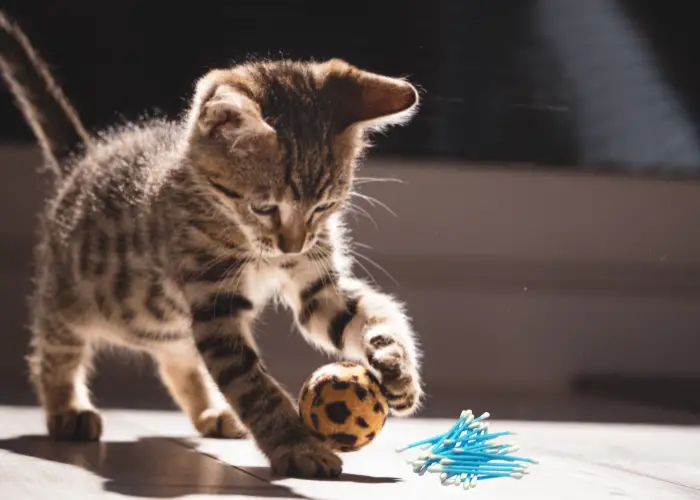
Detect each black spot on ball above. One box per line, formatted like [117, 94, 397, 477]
[356, 417, 369, 428]
[366, 370, 382, 388]
[366, 431, 376, 441]
[355, 386, 368, 400]
[373, 402, 384, 413]
[313, 378, 330, 401]
[329, 433, 358, 445]
[331, 376, 350, 390]
[325, 401, 352, 424]
[310, 412, 320, 430]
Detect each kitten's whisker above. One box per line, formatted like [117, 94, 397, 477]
[343, 206, 362, 225]
[346, 202, 379, 230]
[348, 247, 399, 287]
[350, 191, 398, 218]
[308, 246, 343, 306]
[350, 256, 379, 287]
[211, 256, 249, 320]
[353, 176, 404, 185]
[353, 242, 373, 250]
[192, 251, 233, 280]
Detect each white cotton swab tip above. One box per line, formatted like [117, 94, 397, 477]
[461, 409, 473, 419]
[400, 409, 538, 490]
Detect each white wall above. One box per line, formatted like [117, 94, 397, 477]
[2, 146, 699, 404]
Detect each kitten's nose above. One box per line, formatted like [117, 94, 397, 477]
[278, 227, 306, 254]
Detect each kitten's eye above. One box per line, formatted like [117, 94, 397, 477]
[314, 202, 335, 213]
[209, 179, 242, 199]
[250, 204, 278, 216]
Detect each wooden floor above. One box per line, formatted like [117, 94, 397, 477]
[0, 405, 699, 499]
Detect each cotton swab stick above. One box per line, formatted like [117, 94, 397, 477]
[397, 410, 538, 492]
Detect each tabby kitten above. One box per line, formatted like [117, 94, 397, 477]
[0, 12, 423, 478]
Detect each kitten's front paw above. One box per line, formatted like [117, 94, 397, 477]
[48, 408, 103, 441]
[196, 408, 247, 439]
[367, 337, 423, 416]
[270, 430, 343, 479]
[382, 372, 422, 416]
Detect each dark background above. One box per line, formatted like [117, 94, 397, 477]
[3, 0, 700, 174]
[1, 1, 699, 424]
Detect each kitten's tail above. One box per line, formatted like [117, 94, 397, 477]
[0, 11, 90, 176]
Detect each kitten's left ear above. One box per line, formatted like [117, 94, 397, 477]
[187, 69, 275, 143]
[317, 59, 420, 131]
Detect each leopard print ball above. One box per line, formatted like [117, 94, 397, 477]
[299, 362, 389, 452]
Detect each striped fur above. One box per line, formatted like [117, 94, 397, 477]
[3, 12, 422, 478]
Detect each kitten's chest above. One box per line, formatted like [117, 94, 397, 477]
[242, 263, 290, 306]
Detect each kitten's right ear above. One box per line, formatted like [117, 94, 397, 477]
[316, 59, 420, 132]
[188, 70, 274, 142]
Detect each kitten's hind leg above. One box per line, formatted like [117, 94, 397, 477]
[156, 351, 247, 439]
[28, 319, 102, 441]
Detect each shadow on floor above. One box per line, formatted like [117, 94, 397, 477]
[0, 435, 303, 498]
[240, 465, 401, 485]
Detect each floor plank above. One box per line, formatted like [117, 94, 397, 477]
[0, 407, 296, 499]
[1, 406, 699, 499]
[122, 407, 700, 500]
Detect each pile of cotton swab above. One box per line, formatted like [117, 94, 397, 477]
[396, 410, 538, 491]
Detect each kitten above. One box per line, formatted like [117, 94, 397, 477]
[0, 11, 423, 477]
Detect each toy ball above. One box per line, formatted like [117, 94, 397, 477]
[299, 361, 388, 452]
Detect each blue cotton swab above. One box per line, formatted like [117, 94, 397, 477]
[397, 409, 538, 492]
[396, 410, 473, 453]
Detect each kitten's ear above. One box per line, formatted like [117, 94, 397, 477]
[189, 70, 275, 141]
[318, 59, 420, 131]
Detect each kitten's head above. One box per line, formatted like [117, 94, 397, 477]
[184, 58, 418, 257]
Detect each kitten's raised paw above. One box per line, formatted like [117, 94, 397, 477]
[384, 381, 422, 417]
[270, 435, 343, 479]
[196, 409, 247, 439]
[48, 409, 103, 441]
[367, 344, 423, 416]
